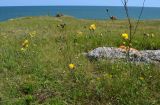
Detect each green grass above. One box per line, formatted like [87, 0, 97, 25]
[0, 16, 160, 105]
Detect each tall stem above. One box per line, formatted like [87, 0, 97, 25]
[121, 0, 146, 61]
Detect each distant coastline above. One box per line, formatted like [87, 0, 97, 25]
[1, 5, 160, 8]
[0, 6, 160, 21]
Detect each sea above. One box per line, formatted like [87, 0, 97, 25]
[0, 6, 160, 21]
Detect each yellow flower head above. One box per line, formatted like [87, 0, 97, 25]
[22, 39, 29, 48]
[68, 63, 75, 69]
[139, 77, 144, 81]
[89, 24, 96, 31]
[121, 33, 129, 40]
[21, 47, 26, 52]
[24, 39, 29, 44]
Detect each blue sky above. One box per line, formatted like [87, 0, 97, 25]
[0, 0, 159, 7]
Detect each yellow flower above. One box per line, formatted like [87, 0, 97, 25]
[139, 77, 144, 80]
[68, 63, 75, 69]
[23, 39, 29, 44]
[89, 24, 96, 31]
[121, 33, 129, 40]
[22, 39, 29, 48]
[21, 48, 26, 52]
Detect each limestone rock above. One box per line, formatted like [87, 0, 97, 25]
[87, 47, 160, 63]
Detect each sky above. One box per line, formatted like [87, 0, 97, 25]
[0, 0, 160, 7]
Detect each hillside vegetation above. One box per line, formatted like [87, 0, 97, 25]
[0, 16, 160, 105]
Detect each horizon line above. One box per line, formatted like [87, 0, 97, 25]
[0, 5, 159, 8]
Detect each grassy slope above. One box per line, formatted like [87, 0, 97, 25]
[0, 16, 160, 105]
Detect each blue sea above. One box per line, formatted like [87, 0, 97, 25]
[0, 6, 160, 21]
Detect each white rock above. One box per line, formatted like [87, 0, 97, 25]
[87, 47, 160, 63]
